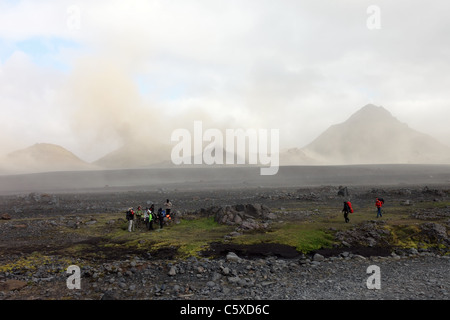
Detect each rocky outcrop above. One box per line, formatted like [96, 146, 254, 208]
[419, 223, 449, 244]
[194, 204, 276, 232]
[335, 220, 391, 248]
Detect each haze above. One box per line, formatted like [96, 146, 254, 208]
[1, 0, 450, 163]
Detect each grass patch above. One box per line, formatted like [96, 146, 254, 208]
[231, 222, 335, 254]
[0, 251, 73, 274]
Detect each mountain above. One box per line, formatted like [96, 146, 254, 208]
[0, 143, 97, 174]
[93, 141, 173, 169]
[94, 143, 247, 169]
[299, 104, 450, 165]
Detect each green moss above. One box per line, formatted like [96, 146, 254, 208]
[0, 252, 74, 273]
[385, 224, 445, 250]
[231, 222, 335, 254]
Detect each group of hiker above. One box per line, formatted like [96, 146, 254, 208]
[125, 196, 386, 230]
[342, 197, 384, 223]
[126, 199, 173, 232]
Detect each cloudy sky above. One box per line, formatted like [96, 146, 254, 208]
[1, 0, 449, 162]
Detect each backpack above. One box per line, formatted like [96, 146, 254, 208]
[347, 201, 354, 213]
[378, 198, 385, 204]
[126, 209, 133, 220]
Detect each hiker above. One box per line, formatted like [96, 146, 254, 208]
[145, 207, 154, 230]
[136, 206, 144, 228]
[150, 204, 155, 220]
[342, 201, 351, 223]
[157, 207, 164, 229]
[126, 208, 135, 232]
[164, 199, 173, 217]
[375, 198, 383, 218]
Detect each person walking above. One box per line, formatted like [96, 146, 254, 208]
[375, 198, 383, 218]
[342, 201, 351, 223]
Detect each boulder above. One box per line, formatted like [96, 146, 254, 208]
[226, 252, 240, 262]
[168, 266, 177, 276]
[313, 253, 325, 262]
[1, 213, 11, 220]
[337, 186, 349, 197]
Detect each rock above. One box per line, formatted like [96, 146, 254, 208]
[337, 186, 349, 197]
[367, 237, 376, 247]
[341, 241, 351, 248]
[168, 266, 177, 276]
[101, 291, 120, 300]
[233, 214, 243, 224]
[1, 213, 11, 220]
[0, 280, 27, 291]
[173, 284, 181, 292]
[228, 276, 241, 284]
[420, 223, 448, 243]
[221, 267, 230, 275]
[197, 266, 205, 273]
[211, 272, 222, 281]
[228, 231, 242, 237]
[313, 253, 325, 262]
[204, 203, 274, 230]
[85, 219, 97, 225]
[405, 248, 419, 256]
[226, 252, 240, 262]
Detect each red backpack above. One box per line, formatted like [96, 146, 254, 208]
[347, 201, 354, 213]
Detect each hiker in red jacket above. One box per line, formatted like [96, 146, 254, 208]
[375, 198, 383, 218]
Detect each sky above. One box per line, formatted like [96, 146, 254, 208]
[1, 0, 450, 162]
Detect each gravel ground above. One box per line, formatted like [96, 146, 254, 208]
[1, 250, 449, 301]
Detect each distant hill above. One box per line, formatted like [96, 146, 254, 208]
[97, 104, 450, 169]
[4, 104, 448, 175]
[0, 143, 98, 174]
[93, 141, 173, 169]
[93, 143, 247, 169]
[299, 104, 450, 165]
